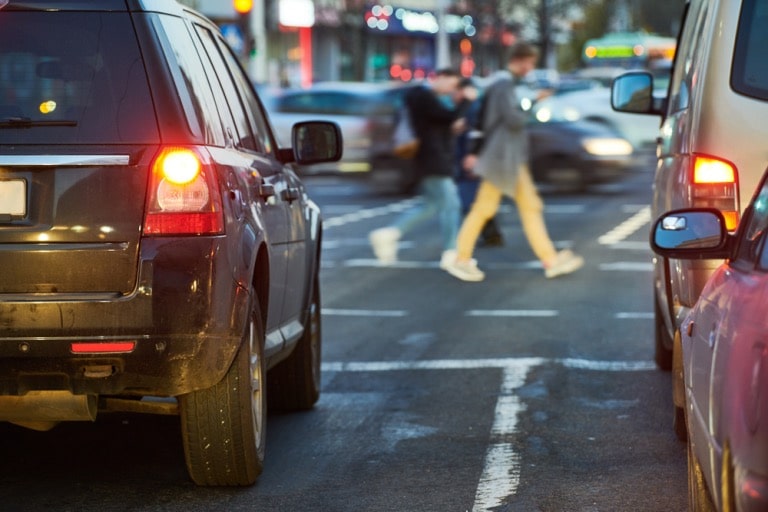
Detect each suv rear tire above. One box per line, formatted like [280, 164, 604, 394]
[268, 275, 322, 411]
[179, 296, 266, 486]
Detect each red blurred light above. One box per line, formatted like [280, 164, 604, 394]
[144, 146, 224, 236]
[71, 341, 136, 354]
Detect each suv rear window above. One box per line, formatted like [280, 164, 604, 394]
[0, 12, 157, 144]
[732, 0, 768, 101]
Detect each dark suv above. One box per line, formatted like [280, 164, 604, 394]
[0, 0, 341, 486]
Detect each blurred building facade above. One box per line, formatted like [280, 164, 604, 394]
[180, 0, 518, 86]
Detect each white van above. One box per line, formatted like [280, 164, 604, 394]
[612, 0, 768, 435]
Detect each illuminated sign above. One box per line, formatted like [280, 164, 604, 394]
[280, 0, 315, 27]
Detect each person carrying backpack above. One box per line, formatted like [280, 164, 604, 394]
[369, 68, 475, 270]
[443, 42, 584, 282]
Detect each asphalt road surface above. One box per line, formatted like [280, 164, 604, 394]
[0, 169, 687, 511]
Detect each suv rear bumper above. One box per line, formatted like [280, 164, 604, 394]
[0, 237, 249, 397]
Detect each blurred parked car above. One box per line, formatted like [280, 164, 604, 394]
[264, 81, 416, 192]
[651, 172, 768, 510]
[0, 0, 341, 486]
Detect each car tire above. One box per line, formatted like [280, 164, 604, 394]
[688, 440, 716, 511]
[267, 273, 321, 411]
[179, 295, 266, 486]
[673, 404, 687, 442]
[721, 443, 736, 512]
[654, 294, 673, 371]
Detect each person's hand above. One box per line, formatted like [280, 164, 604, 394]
[462, 154, 477, 172]
[452, 118, 466, 134]
[462, 85, 479, 102]
[536, 88, 554, 101]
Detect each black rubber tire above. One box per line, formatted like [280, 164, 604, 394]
[179, 298, 266, 486]
[654, 295, 674, 371]
[688, 440, 716, 511]
[673, 404, 687, 442]
[268, 274, 321, 411]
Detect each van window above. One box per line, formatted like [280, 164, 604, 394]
[732, 0, 768, 101]
[667, 0, 708, 113]
[0, 12, 156, 144]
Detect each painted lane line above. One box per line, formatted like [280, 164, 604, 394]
[341, 259, 552, 270]
[473, 444, 520, 512]
[559, 358, 656, 371]
[343, 259, 442, 269]
[320, 357, 655, 373]
[598, 206, 651, 245]
[466, 310, 558, 317]
[321, 308, 408, 317]
[323, 201, 585, 230]
[615, 312, 653, 319]
[323, 198, 419, 229]
[607, 241, 651, 251]
[599, 262, 653, 272]
[473, 363, 533, 512]
[322, 239, 416, 250]
[319, 356, 655, 511]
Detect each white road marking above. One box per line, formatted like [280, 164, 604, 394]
[473, 363, 531, 512]
[598, 206, 651, 245]
[323, 198, 419, 229]
[343, 259, 442, 269]
[599, 261, 653, 272]
[608, 241, 651, 251]
[615, 312, 653, 319]
[321, 308, 408, 317]
[320, 357, 654, 373]
[320, 356, 656, 511]
[466, 310, 558, 317]
[323, 201, 585, 230]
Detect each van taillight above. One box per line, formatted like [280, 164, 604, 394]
[143, 147, 224, 236]
[691, 155, 739, 231]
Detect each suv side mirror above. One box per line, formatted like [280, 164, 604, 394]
[292, 121, 343, 165]
[651, 209, 732, 259]
[612, 72, 664, 116]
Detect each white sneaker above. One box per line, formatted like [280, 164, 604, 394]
[440, 250, 477, 270]
[369, 227, 401, 265]
[439, 249, 457, 270]
[544, 250, 584, 279]
[444, 259, 485, 282]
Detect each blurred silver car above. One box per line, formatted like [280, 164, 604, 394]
[265, 81, 409, 177]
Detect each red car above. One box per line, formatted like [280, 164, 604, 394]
[651, 176, 768, 510]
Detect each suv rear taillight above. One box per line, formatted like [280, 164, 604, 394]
[691, 154, 739, 231]
[143, 147, 224, 236]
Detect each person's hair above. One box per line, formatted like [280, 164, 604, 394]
[435, 68, 460, 78]
[508, 42, 539, 62]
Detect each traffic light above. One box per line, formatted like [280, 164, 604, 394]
[233, 0, 252, 14]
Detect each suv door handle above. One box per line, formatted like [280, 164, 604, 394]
[259, 184, 275, 199]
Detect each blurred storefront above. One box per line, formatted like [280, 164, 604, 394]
[180, 0, 515, 85]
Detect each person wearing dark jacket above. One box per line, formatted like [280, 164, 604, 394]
[369, 68, 474, 271]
